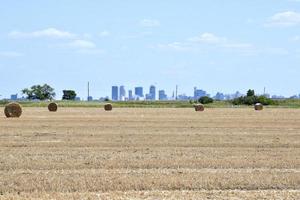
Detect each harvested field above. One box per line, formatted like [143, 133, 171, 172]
[0, 108, 299, 199]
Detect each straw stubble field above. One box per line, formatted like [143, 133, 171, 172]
[0, 107, 299, 199]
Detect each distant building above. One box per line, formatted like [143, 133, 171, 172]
[146, 85, 156, 100]
[214, 92, 225, 100]
[272, 95, 285, 99]
[87, 96, 93, 101]
[112, 86, 118, 101]
[290, 95, 298, 99]
[119, 85, 126, 101]
[128, 90, 133, 100]
[224, 94, 233, 100]
[135, 87, 144, 97]
[159, 90, 167, 100]
[178, 94, 191, 100]
[234, 91, 243, 98]
[149, 85, 156, 100]
[75, 97, 81, 101]
[10, 94, 18, 100]
[194, 87, 207, 99]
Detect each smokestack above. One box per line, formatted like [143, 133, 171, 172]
[87, 82, 90, 101]
[175, 85, 178, 100]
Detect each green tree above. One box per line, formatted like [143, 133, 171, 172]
[62, 90, 77, 100]
[198, 96, 214, 104]
[22, 84, 55, 100]
[247, 89, 255, 97]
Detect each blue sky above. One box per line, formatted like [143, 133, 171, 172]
[1, 0, 300, 99]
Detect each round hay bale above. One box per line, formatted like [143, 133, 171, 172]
[254, 103, 263, 111]
[4, 102, 22, 118]
[194, 104, 204, 112]
[48, 102, 58, 112]
[104, 103, 112, 111]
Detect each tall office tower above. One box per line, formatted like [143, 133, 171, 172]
[128, 90, 133, 100]
[194, 87, 207, 99]
[149, 85, 156, 100]
[159, 90, 167, 100]
[119, 85, 126, 101]
[135, 87, 144, 97]
[112, 86, 118, 101]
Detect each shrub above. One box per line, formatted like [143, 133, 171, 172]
[232, 92, 276, 106]
[198, 96, 214, 104]
[62, 90, 77, 100]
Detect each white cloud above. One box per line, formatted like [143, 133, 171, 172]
[157, 42, 190, 51]
[266, 11, 300, 27]
[0, 51, 23, 57]
[76, 49, 105, 55]
[9, 28, 76, 39]
[188, 33, 226, 44]
[222, 43, 254, 49]
[67, 40, 96, 49]
[157, 33, 255, 53]
[55, 39, 104, 55]
[99, 31, 110, 37]
[157, 32, 288, 56]
[140, 19, 160, 27]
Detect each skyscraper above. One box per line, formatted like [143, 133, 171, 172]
[149, 85, 156, 100]
[10, 94, 18, 100]
[135, 87, 143, 97]
[112, 86, 118, 101]
[159, 90, 167, 100]
[119, 85, 126, 101]
[128, 90, 133, 100]
[194, 87, 207, 99]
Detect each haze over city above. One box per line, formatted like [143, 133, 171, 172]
[1, 0, 300, 99]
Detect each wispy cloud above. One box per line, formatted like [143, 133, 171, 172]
[76, 49, 105, 55]
[63, 39, 104, 55]
[140, 19, 160, 27]
[158, 32, 254, 54]
[265, 11, 300, 27]
[99, 31, 110, 37]
[188, 33, 226, 44]
[9, 28, 76, 39]
[0, 51, 23, 58]
[67, 40, 96, 49]
[8, 28, 105, 55]
[156, 32, 287, 56]
[157, 42, 190, 51]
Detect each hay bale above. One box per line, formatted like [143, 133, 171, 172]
[48, 102, 58, 112]
[194, 104, 204, 112]
[104, 103, 112, 111]
[4, 102, 22, 118]
[254, 103, 263, 111]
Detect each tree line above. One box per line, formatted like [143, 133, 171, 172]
[22, 84, 76, 101]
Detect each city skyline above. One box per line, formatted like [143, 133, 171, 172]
[2, 83, 296, 101]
